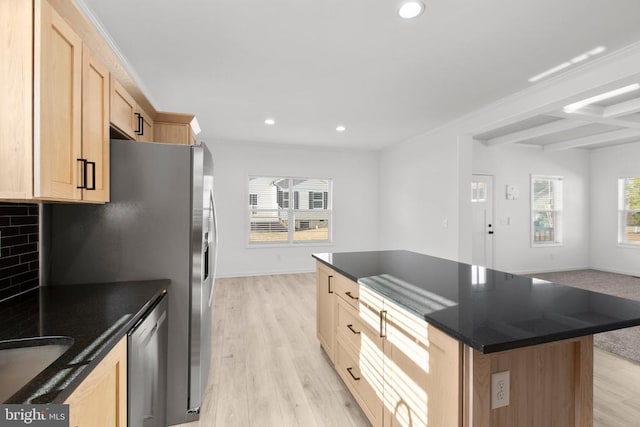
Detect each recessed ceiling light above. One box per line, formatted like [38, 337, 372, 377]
[528, 46, 607, 83]
[264, 118, 275, 125]
[563, 83, 640, 113]
[336, 125, 346, 132]
[398, 1, 424, 19]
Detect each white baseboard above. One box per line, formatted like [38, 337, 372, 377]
[215, 269, 315, 279]
[587, 265, 640, 278]
[509, 266, 590, 275]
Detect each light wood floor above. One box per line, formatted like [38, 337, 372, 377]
[175, 273, 640, 427]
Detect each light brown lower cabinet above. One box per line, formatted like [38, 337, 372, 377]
[316, 261, 594, 427]
[64, 337, 127, 427]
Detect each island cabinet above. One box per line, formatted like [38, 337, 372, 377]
[64, 337, 127, 427]
[315, 256, 595, 427]
[316, 262, 336, 360]
[0, 0, 109, 202]
[323, 269, 460, 427]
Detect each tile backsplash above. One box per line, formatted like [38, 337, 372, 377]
[0, 203, 39, 301]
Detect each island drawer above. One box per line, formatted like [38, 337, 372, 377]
[335, 337, 383, 427]
[336, 296, 381, 350]
[334, 273, 360, 310]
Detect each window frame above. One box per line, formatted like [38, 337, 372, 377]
[247, 176, 333, 247]
[530, 174, 564, 247]
[618, 177, 640, 248]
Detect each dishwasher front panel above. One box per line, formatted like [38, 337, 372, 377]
[128, 294, 168, 427]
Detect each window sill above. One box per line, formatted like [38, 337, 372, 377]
[530, 242, 563, 248]
[246, 242, 334, 249]
[617, 243, 640, 249]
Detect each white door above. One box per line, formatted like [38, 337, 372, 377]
[471, 175, 494, 268]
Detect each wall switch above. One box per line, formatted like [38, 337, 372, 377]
[442, 219, 448, 229]
[491, 370, 510, 409]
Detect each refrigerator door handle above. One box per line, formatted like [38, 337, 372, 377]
[208, 189, 218, 307]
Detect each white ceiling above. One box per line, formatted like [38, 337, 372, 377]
[80, 0, 640, 150]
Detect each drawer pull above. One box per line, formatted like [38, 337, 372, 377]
[380, 310, 387, 338]
[347, 324, 360, 335]
[328, 275, 334, 294]
[345, 291, 359, 300]
[346, 367, 361, 381]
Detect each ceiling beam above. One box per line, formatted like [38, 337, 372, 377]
[480, 119, 589, 146]
[543, 128, 640, 151]
[603, 97, 640, 118]
[548, 111, 640, 130]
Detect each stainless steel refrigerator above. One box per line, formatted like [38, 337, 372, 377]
[47, 139, 218, 425]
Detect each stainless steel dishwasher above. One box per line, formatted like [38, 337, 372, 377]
[128, 293, 168, 427]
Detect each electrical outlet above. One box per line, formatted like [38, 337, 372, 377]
[491, 370, 510, 409]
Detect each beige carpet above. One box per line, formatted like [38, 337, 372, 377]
[528, 269, 640, 363]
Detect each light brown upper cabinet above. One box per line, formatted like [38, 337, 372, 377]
[0, 0, 109, 202]
[82, 46, 110, 202]
[135, 106, 154, 142]
[109, 76, 138, 140]
[110, 76, 154, 142]
[154, 112, 199, 145]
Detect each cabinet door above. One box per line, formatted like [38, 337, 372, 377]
[65, 337, 127, 427]
[81, 45, 109, 202]
[383, 298, 461, 427]
[0, 0, 33, 199]
[110, 76, 137, 140]
[316, 262, 335, 361]
[36, 0, 82, 200]
[153, 122, 192, 145]
[135, 107, 154, 142]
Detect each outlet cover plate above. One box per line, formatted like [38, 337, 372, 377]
[491, 370, 510, 409]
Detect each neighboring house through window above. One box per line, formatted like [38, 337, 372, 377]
[618, 177, 640, 246]
[531, 175, 563, 245]
[248, 176, 332, 244]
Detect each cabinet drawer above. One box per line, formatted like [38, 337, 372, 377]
[335, 338, 383, 427]
[334, 273, 360, 309]
[336, 297, 367, 350]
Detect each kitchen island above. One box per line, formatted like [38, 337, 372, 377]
[314, 250, 640, 427]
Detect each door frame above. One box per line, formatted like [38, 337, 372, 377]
[471, 173, 496, 268]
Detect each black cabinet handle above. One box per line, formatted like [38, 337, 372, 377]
[134, 113, 143, 135]
[345, 291, 358, 301]
[328, 275, 333, 294]
[346, 367, 360, 381]
[347, 324, 360, 335]
[86, 161, 96, 190]
[76, 158, 87, 189]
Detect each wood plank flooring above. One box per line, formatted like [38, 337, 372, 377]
[176, 273, 640, 427]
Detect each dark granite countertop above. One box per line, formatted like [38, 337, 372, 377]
[0, 280, 168, 404]
[313, 250, 640, 353]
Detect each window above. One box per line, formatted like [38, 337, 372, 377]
[618, 177, 640, 246]
[531, 175, 563, 245]
[248, 176, 332, 244]
[471, 181, 487, 202]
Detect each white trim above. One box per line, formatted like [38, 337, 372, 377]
[509, 266, 590, 276]
[73, 0, 160, 109]
[530, 174, 564, 247]
[215, 269, 315, 278]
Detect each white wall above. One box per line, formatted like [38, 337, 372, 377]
[590, 142, 640, 276]
[209, 140, 380, 277]
[378, 127, 466, 261]
[473, 143, 590, 274]
[379, 44, 640, 269]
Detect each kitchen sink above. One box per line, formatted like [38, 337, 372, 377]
[0, 336, 73, 403]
